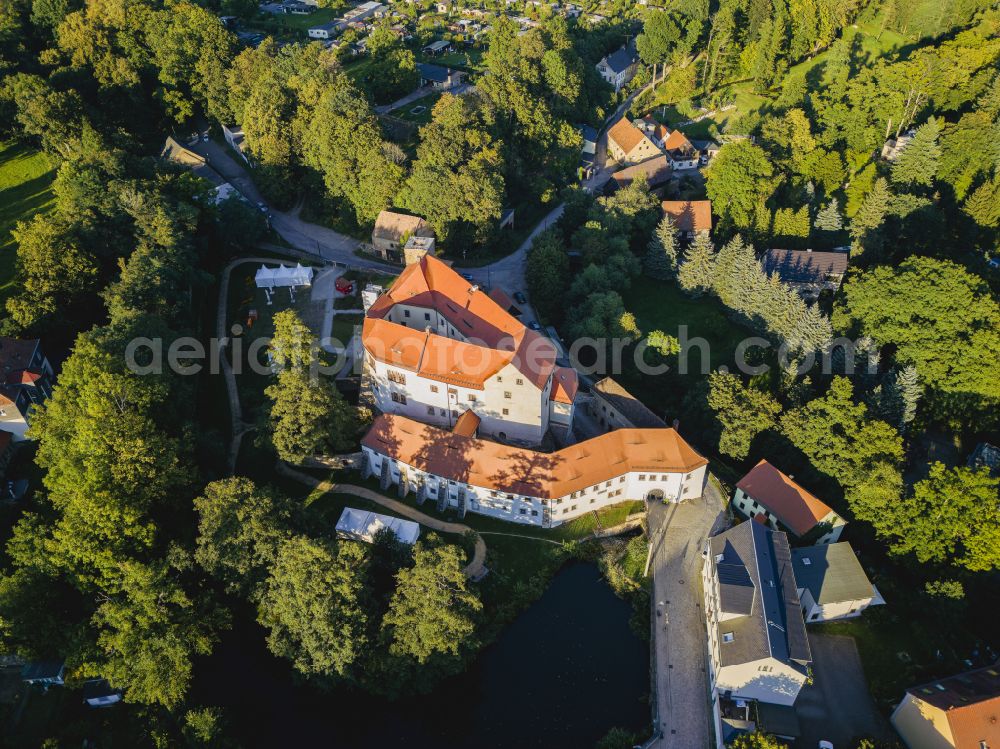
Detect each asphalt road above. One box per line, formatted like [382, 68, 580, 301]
[647, 479, 728, 749]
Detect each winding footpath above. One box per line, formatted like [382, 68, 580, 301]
[277, 463, 488, 579]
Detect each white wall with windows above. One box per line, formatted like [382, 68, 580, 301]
[363, 445, 706, 527]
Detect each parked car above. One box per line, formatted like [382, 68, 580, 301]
[257, 202, 268, 214]
[529, 321, 541, 331]
[461, 273, 474, 282]
[513, 291, 527, 304]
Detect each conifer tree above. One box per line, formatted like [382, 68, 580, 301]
[814, 198, 843, 231]
[849, 177, 891, 258]
[677, 231, 715, 296]
[645, 215, 679, 279]
[891, 118, 942, 187]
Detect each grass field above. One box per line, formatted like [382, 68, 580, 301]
[394, 92, 442, 125]
[417, 48, 485, 72]
[251, 7, 338, 36]
[0, 140, 57, 309]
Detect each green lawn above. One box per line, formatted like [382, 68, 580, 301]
[395, 92, 442, 125]
[330, 314, 362, 344]
[417, 48, 485, 72]
[251, 7, 339, 35]
[782, 23, 906, 91]
[0, 140, 57, 309]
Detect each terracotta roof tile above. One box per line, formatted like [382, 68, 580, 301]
[452, 409, 481, 437]
[551, 367, 578, 404]
[661, 200, 712, 234]
[608, 117, 649, 157]
[736, 459, 835, 537]
[364, 255, 557, 389]
[362, 413, 708, 498]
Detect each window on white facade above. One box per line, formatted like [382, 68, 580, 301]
[504, 391, 511, 399]
[516, 378, 523, 385]
[502, 408, 509, 415]
[431, 385, 439, 393]
[467, 394, 476, 402]
[427, 406, 435, 415]
[391, 392, 407, 404]
[388, 370, 406, 384]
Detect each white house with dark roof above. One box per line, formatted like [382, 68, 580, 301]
[596, 42, 639, 91]
[703, 520, 812, 747]
[416, 62, 465, 90]
[0, 337, 54, 441]
[791, 542, 884, 623]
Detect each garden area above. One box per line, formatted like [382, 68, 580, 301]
[0, 140, 56, 308]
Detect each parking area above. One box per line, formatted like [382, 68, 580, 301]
[794, 633, 893, 747]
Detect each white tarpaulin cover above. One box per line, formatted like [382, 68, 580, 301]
[335, 507, 420, 545]
[254, 263, 314, 289]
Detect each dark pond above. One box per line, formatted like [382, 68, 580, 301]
[193, 561, 650, 748]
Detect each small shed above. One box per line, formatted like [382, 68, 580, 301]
[83, 679, 123, 707]
[254, 263, 314, 290]
[336, 507, 420, 545]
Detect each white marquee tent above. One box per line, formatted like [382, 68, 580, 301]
[254, 263, 314, 290]
[335, 507, 420, 546]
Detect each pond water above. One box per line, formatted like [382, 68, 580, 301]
[193, 562, 650, 748]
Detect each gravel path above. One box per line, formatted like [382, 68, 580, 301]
[277, 462, 488, 579]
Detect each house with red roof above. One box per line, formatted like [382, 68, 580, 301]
[0, 337, 54, 442]
[732, 459, 846, 544]
[361, 254, 577, 445]
[891, 663, 1000, 749]
[361, 413, 707, 525]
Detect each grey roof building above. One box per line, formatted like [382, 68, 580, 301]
[704, 519, 811, 708]
[589, 377, 666, 430]
[762, 248, 849, 301]
[792, 542, 884, 623]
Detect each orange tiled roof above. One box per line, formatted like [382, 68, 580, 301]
[452, 409, 481, 437]
[362, 413, 708, 498]
[607, 117, 649, 156]
[662, 129, 694, 153]
[364, 255, 558, 389]
[906, 663, 1000, 749]
[661, 200, 712, 234]
[736, 459, 834, 537]
[551, 366, 578, 404]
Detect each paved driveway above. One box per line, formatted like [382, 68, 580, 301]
[794, 633, 893, 748]
[648, 478, 728, 749]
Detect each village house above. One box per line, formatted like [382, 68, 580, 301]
[370, 210, 435, 262]
[0, 337, 54, 441]
[703, 520, 812, 727]
[596, 42, 639, 92]
[589, 377, 666, 430]
[791, 542, 884, 623]
[661, 200, 712, 239]
[361, 254, 577, 444]
[607, 156, 672, 193]
[762, 248, 849, 301]
[607, 117, 661, 165]
[222, 125, 250, 164]
[423, 39, 453, 55]
[360, 412, 708, 526]
[83, 679, 123, 708]
[732, 459, 846, 544]
[891, 663, 1000, 749]
[661, 128, 701, 169]
[307, 20, 339, 38]
[336, 507, 420, 545]
[416, 62, 466, 91]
